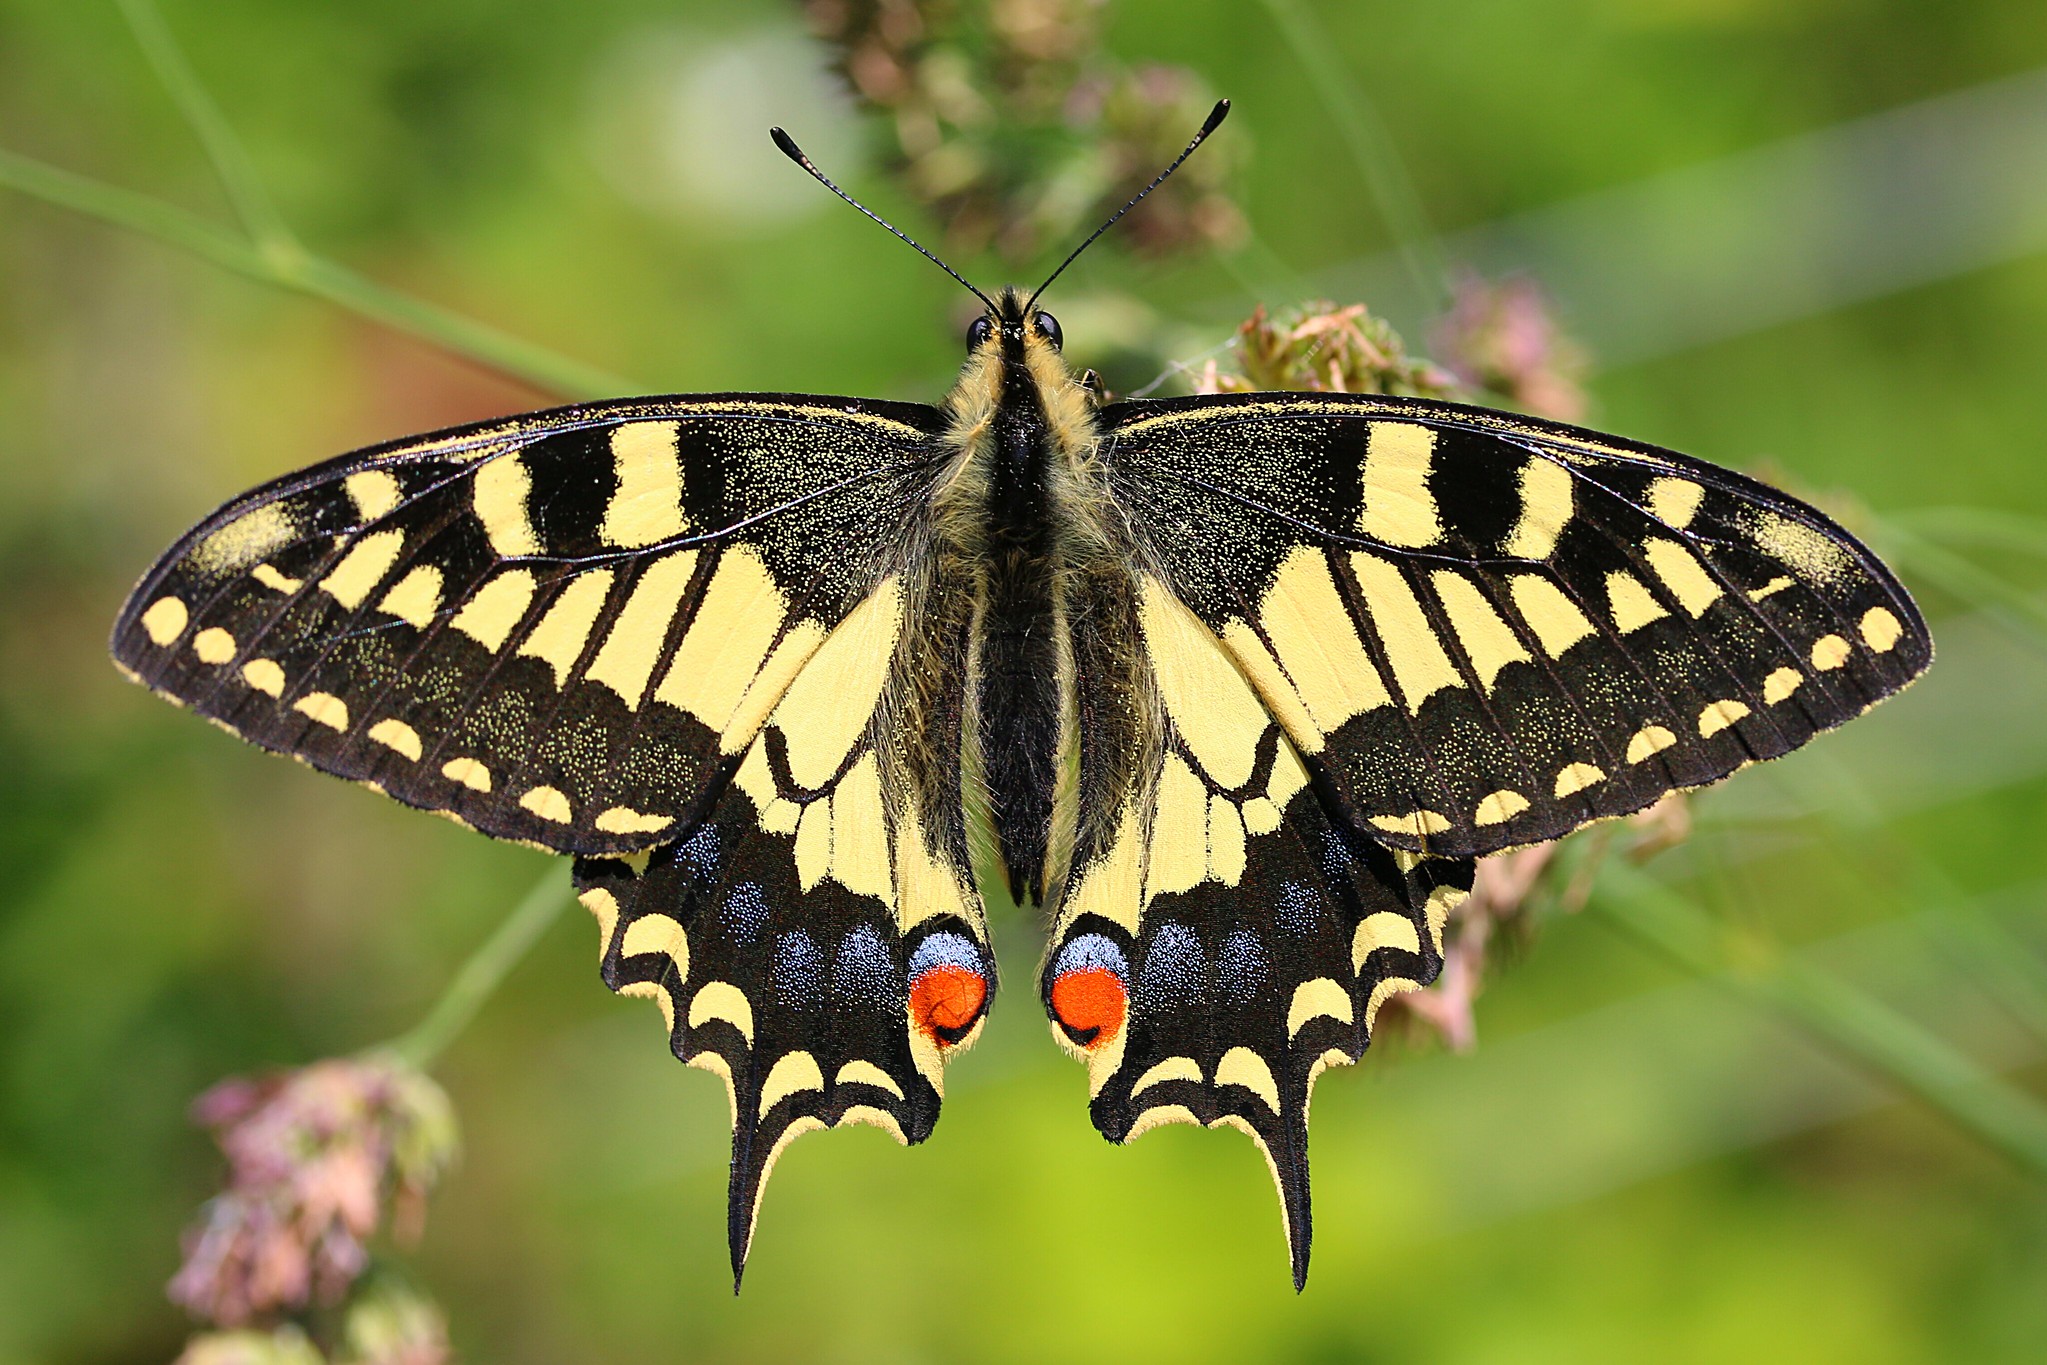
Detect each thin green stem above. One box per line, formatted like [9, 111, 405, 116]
[116, 0, 299, 257]
[1252, 0, 1449, 310]
[381, 863, 574, 1071]
[0, 148, 637, 399]
[1587, 860, 2047, 1177]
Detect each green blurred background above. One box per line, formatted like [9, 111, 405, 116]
[5, 0, 2047, 1361]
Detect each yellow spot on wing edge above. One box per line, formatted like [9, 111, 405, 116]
[519, 785, 572, 823]
[368, 718, 422, 760]
[1364, 977, 1422, 1030]
[1127, 1104, 1200, 1141]
[1699, 699, 1751, 737]
[242, 659, 285, 696]
[840, 1105, 908, 1143]
[1352, 912, 1421, 970]
[620, 913, 688, 976]
[579, 886, 620, 960]
[191, 627, 236, 664]
[618, 980, 676, 1034]
[1861, 607, 1904, 652]
[1130, 1056, 1203, 1098]
[1287, 979, 1354, 1038]
[141, 596, 188, 645]
[688, 981, 754, 1043]
[293, 692, 349, 731]
[1474, 789, 1529, 826]
[1554, 762, 1606, 797]
[1811, 634, 1852, 670]
[442, 757, 492, 792]
[1626, 725, 1677, 762]
[835, 1059, 905, 1101]
[596, 806, 673, 836]
[1368, 810, 1451, 840]
[1215, 1047, 1281, 1114]
[1763, 667, 1804, 703]
[252, 564, 301, 593]
[758, 1051, 825, 1117]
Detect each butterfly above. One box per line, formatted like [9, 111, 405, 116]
[111, 100, 1931, 1289]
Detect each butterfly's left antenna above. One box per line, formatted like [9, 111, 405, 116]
[1025, 98, 1231, 313]
[771, 127, 998, 315]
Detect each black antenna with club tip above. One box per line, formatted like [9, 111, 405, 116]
[1024, 99, 1230, 313]
[770, 126, 999, 315]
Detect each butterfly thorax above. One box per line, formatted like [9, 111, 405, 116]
[934, 288, 1113, 907]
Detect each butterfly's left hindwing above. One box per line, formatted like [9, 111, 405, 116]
[575, 559, 993, 1284]
[1099, 392, 1932, 858]
[112, 396, 943, 855]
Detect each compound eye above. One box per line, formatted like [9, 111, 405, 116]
[966, 316, 994, 351]
[1034, 311, 1063, 349]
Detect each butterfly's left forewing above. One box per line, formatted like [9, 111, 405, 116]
[112, 396, 944, 855]
[1043, 569, 1472, 1288]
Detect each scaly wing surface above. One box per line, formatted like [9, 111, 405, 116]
[1098, 392, 1931, 858]
[1043, 565, 1473, 1288]
[574, 556, 993, 1284]
[112, 395, 944, 855]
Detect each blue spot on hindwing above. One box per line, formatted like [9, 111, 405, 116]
[1219, 928, 1266, 1004]
[721, 881, 768, 944]
[772, 929, 824, 1010]
[830, 924, 900, 1006]
[1135, 922, 1207, 1016]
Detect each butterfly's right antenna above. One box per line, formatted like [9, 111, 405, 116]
[1025, 99, 1231, 313]
[771, 127, 998, 315]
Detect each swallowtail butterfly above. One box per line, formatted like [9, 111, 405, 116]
[111, 101, 1930, 1288]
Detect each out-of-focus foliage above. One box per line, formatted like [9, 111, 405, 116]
[4, 1, 2047, 1363]
[801, 0, 1241, 262]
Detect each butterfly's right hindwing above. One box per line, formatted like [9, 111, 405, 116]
[112, 396, 944, 855]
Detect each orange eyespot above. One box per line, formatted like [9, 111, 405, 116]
[910, 964, 987, 1043]
[1050, 967, 1127, 1048]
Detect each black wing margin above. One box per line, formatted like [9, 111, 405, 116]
[1098, 392, 1932, 858]
[112, 395, 944, 855]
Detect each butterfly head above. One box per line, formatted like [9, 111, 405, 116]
[966, 287, 1062, 356]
